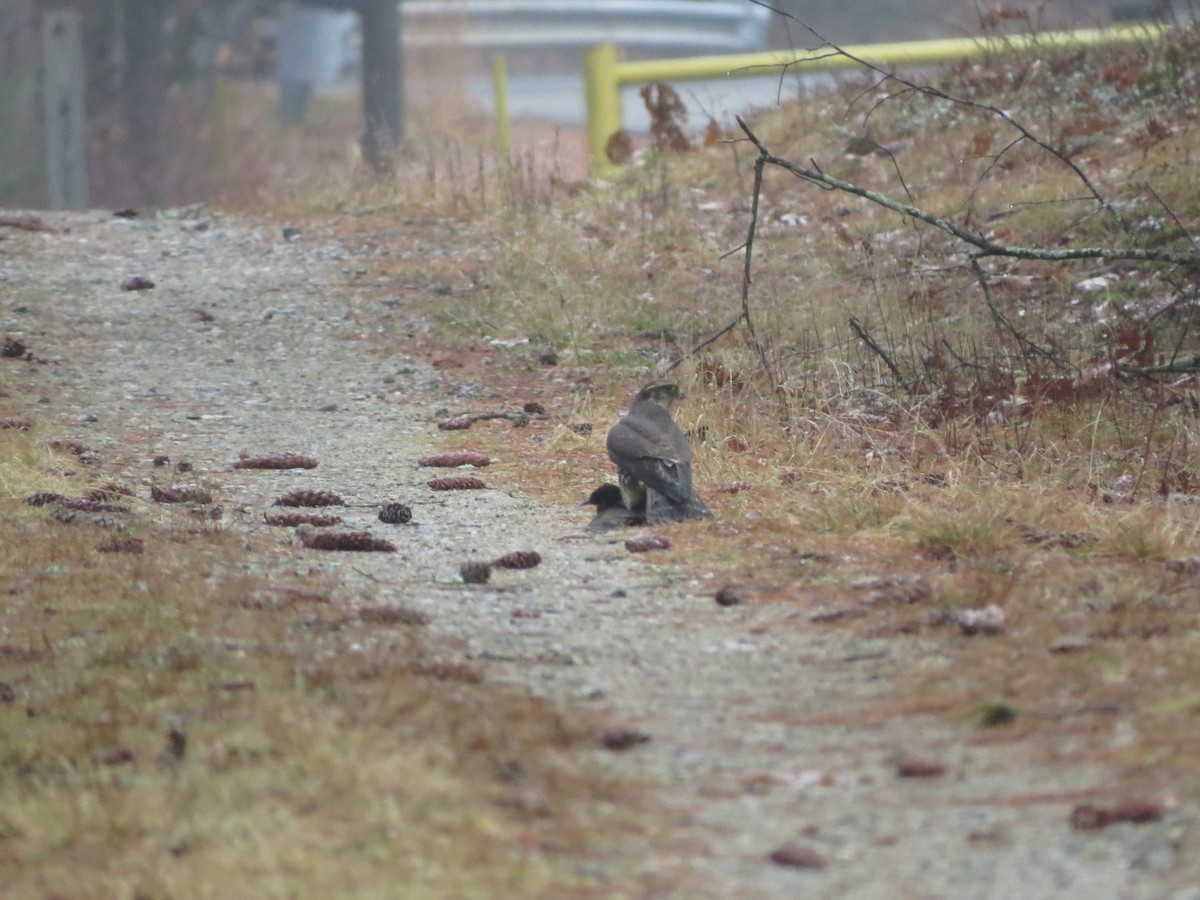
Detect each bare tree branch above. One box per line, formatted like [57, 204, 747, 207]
[969, 257, 1064, 368]
[740, 154, 778, 388]
[1119, 356, 1200, 376]
[673, 313, 743, 369]
[675, 139, 777, 389]
[746, 0, 1135, 233]
[734, 116, 1199, 267]
[848, 316, 914, 394]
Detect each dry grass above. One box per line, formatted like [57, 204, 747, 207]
[0, 404, 663, 897]
[8, 21, 1200, 889]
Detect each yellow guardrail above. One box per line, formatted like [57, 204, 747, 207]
[583, 21, 1167, 177]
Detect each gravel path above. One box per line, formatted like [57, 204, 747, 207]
[3, 210, 1195, 899]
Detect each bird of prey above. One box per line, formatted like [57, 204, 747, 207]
[606, 382, 712, 524]
[580, 483, 643, 532]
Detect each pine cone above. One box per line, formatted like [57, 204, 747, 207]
[1, 338, 27, 358]
[418, 450, 491, 468]
[87, 483, 134, 502]
[437, 418, 472, 431]
[600, 729, 651, 751]
[151, 484, 213, 504]
[273, 489, 345, 508]
[263, 511, 343, 527]
[715, 585, 748, 607]
[459, 561, 492, 584]
[522, 402, 546, 415]
[427, 476, 486, 491]
[50, 439, 91, 457]
[233, 453, 318, 470]
[378, 502, 413, 524]
[511, 414, 531, 428]
[298, 529, 395, 552]
[97, 537, 145, 554]
[569, 423, 593, 436]
[491, 550, 541, 570]
[25, 492, 64, 507]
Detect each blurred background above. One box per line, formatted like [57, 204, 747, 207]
[0, 0, 1161, 209]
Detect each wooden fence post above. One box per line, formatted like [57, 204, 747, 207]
[42, 9, 89, 209]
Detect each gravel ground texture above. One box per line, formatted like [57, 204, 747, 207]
[3, 210, 1198, 899]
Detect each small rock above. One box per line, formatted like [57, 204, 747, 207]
[460, 561, 492, 584]
[120, 275, 155, 291]
[955, 604, 1005, 636]
[625, 533, 671, 553]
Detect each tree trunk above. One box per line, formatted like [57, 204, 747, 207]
[357, 0, 404, 173]
[122, 0, 169, 204]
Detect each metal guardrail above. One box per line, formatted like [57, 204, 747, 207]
[583, 21, 1169, 177]
[402, 1, 771, 55]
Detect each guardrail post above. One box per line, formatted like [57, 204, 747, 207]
[492, 54, 511, 156]
[584, 42, 620, 177]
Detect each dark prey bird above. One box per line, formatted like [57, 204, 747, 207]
[581, 483, 643, 532]
[606, 383, 712, 524]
